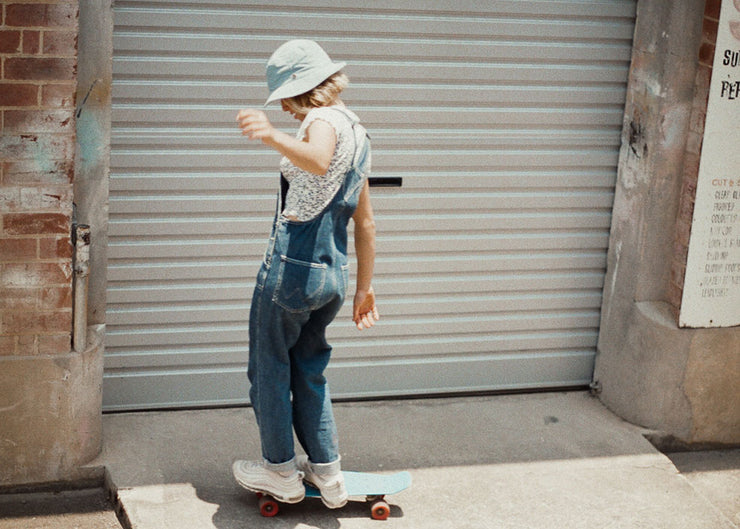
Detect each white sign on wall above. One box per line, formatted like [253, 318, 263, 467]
[680, 0, 740, 328]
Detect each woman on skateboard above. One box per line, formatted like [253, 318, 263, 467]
[232, 39, 379, 509]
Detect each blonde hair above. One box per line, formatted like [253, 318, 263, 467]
[282, 72, 349, 115]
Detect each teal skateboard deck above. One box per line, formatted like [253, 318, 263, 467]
[258, 470, 412, 520]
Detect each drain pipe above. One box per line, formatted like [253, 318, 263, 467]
[73, 224, 91, 353]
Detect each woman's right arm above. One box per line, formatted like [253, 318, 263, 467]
[236, 109, 336, 175]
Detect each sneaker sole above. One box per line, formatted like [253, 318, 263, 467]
[234, 475, 305, 504]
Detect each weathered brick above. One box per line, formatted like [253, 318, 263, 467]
[680, 175, 697, 203]
[699, 42, 715, 67]
[5, 3, 78, 29]
[40, 285, 72, 311]
[683, 152, 700, 178]
[5, 57, 76, 81]
[666, 281, 683, 313]
[0, 84, 39, 107]
[37, 333, 70, 354]
[0, 135, 74, 161]
[0, 187, 21, 211]
[41, 83, 75, 107]
[1, 262, 72, 287]
[42, 30, 77, 56]
[689, 106, 706, 134]
[678, 194, 696, 220]
[0, 335, 17, 356]
[21, 186, 74, 211]
[669, 268, 683, 291]
[3, 212, 70, 235]
[0, 238, 37, 261]
[674, 217, 693, 247]
[0, 29, 22, 53]
[3, 310, 72, 334]
[15, 333, 38, 355]
[4, 109, 74, 133]
[0, 287, 39, 310]
[702, 17, 719, 43]
[685, 131, 703, 156]
[3, 159, 74, 185]
[694, 65, 712, 104]
[673, 242, 689, 269]
[672, 255, 687, 278]
[704, 0, 721, 20]
[22, 29, 40, 55]
[38, 235, 73, 259]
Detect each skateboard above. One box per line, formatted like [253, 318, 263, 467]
[256, 470, 412, 520]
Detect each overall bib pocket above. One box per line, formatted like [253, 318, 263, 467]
[273, 255, 329, 312]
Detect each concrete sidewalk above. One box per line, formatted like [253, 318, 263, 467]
[93, 392, 738, 529]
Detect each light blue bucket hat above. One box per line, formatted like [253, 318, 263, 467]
[264, 40, 346, 106]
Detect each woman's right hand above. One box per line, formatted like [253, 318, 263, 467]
[237, 108, 335, 175]
[236, 109, 276, 142]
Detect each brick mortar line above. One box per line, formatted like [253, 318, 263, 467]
[1, 54, 78, 58]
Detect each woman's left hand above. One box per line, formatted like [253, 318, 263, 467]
[353, 287, 379, 331]
[236, 109, 275, 141]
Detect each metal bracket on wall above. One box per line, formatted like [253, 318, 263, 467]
[368, 177, 402, 188]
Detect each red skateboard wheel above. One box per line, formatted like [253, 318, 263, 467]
[258, 494, 280, 517]
[370, 500, 390, 520]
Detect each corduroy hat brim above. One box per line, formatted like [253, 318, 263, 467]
[264, 40, 346, 106]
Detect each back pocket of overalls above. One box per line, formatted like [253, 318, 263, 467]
[273, 255, 328, 312]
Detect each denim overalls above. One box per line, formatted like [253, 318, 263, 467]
[248, 108, 370, 469]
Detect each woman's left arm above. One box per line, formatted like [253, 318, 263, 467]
[236, 109, 335, 175]
[352, 181, 379, 330]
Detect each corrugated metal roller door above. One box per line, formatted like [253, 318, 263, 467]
[105, 0, 636, 410]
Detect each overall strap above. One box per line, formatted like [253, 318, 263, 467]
[327, 106, 369, 171]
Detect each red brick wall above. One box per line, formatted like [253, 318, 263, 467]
[668, 0, 721, 314]
[1, 1, 78, 355]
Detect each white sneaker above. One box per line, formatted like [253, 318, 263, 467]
[297, 455, 348, 509]
[232, 460, 305, 504]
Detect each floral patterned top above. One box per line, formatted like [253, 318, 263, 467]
[279, 106, 362, 221]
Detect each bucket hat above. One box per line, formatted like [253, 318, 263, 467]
[264, 40, 346, 106]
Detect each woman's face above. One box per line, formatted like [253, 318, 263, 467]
[281, 100, 306, 121]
